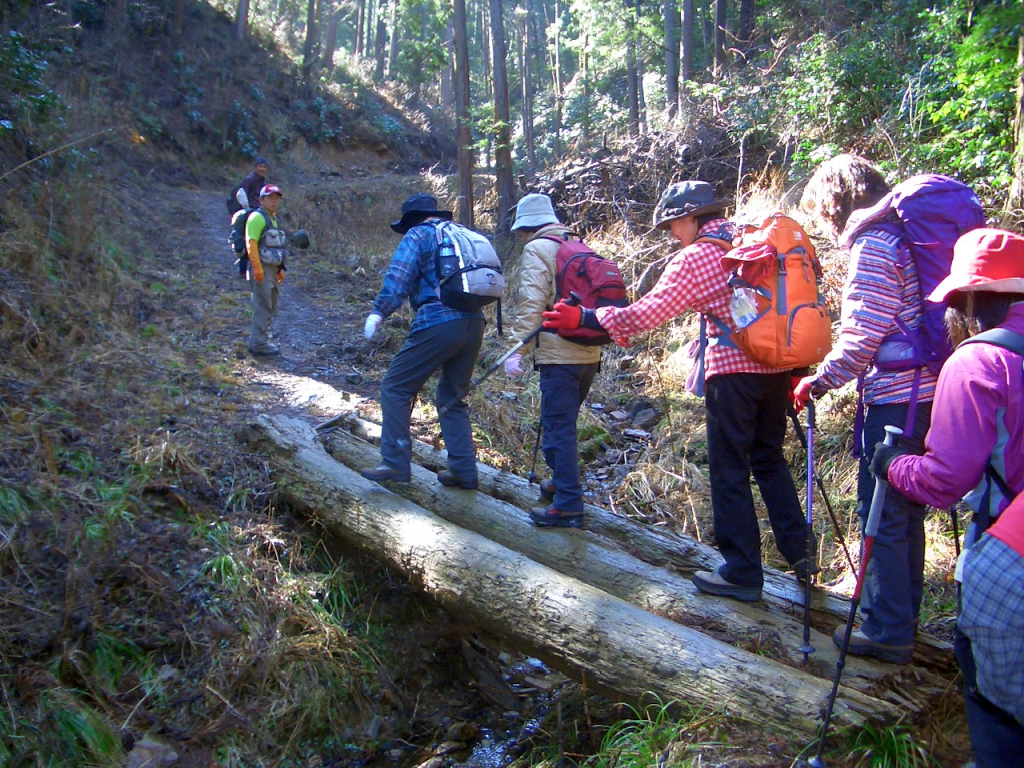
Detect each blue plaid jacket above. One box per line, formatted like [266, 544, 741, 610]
[372, 221, 482, 334]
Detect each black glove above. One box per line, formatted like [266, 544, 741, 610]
[579, 307, 605, 332]
[870, 441, 909, 479]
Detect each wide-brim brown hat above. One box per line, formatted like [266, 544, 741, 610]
[653, 181, 730, 230]
[391, 193, 453, 234]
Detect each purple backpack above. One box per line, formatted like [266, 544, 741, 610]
[842, 174, 985, 375]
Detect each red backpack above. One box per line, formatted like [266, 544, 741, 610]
[540, 234, 628, 345]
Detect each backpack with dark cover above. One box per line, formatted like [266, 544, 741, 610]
[229, 208, 262, 253]
[226, 183, 244, 215]
[842, 174, 985, 375]
[541, 234, 628, 346]
[431, 221, 505, 311]
[712, 213, 832, 369]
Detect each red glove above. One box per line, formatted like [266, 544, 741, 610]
[791, 376, 816, 412]
[542, 301, 582, 331]
[789, 376, 805, 414]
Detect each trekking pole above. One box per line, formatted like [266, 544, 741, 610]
[799, 400, 817, 663]
[437, 292, 583, 419]
[809, 425, 903, 768]
[527, 420, 543, 484]
[950, 505, 962, 612]
[788, 405, 857, 575]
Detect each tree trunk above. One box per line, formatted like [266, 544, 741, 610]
[580, 29, 590, 147]
[442, 20, 454, 109]
[713, 0, 726, 79]
[323, 3, 340, 70]
[374, 1, 387, 81]
[625, 0, 639, 136]
[665, 0, 680, 120]
[454, 0, 475, 226]
[302, 0, 319, 79]
[738, 0, 754, 51]
[235, 0, 248, 41]
[490, 0, 515, 236]
[520, 3, 536, 169]
[681, 0, 694, 83]
[246, 415, 909, 741]
[552, 0, 563, 158]
[386, 0, 400, 79]
[353, 0, 365, 63]
[1006, 4, 1024, 219]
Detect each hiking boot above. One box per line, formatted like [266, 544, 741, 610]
[248, 344, 280, 357]
[792, 557, 821, 586]
[437, 470, 479, 490]
[691, 569, 762, 603]
[529, 506, 584, 529]
[360, 465, 410, 484]
[537, 479, 555, 502]
[833, 627, 913, 665]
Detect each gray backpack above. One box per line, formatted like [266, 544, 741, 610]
[432, 221, 505, 311]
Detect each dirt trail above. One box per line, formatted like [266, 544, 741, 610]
[163, 185, 387, 425]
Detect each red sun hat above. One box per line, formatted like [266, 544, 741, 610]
[259, 184, 282, 198]
[929, 227, 1024, 303]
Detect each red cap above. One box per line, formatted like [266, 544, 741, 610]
[930, 228, 1024, 302]
[259, 184, 282, 198]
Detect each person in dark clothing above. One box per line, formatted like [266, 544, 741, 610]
[360, 194, 485, 489]
[235, 156, 268, 211]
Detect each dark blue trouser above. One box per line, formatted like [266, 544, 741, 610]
[856, 401, 931, 646]
[705, 371, 806, 588]
[379, 317, 484, 479]
[954, 627, 1024, 768]
[539, 363, 599, 514]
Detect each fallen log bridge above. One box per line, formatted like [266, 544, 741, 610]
[246, 415, 916, 741]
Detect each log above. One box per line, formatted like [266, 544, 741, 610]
[246, 414, 902, 740]
[328, 410, 954, 670]
[323, 420, 894, 686]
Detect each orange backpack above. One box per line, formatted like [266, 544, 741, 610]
[712, 213, 832, 369]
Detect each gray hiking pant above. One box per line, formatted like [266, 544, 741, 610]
[379, 316, 485, 479]
[248, 272, 280, 351]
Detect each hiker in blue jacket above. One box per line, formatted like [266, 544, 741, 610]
[361, 194, 485, 489]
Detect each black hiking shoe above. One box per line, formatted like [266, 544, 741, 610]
[833, 627, 913, 665]
[529, 506, 584, 529]
[692, 569, 762, 602]
[437, 470, 478, 490]
[360, 465, 410, 484]
[248, 344, 280, 357]
[792, 557, 821, 586]
[537, 479, 555, 502]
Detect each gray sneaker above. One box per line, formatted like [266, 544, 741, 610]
[692, 569, 762, 602]
[833, 627, 913, 664]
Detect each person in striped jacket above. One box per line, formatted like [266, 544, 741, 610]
[793, 155, 937, 664]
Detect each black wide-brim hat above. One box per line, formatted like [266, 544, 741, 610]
[391, 193, 454, 234]
[653, 181, 731, 230]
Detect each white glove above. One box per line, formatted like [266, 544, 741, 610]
[504, 353, 524, 377]
[364, 313, 383, 340]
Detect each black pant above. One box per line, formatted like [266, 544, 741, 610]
[705, 371, 805, 588]
[954, 627, 1024, 768]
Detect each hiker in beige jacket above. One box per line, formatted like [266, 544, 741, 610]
[506, 194, 601, 528]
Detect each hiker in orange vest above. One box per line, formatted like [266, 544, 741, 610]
[542, 181, 810, 601]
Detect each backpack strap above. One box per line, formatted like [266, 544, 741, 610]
[959, 329, 1024, 533]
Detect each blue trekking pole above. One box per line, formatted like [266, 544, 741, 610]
[798, 400, 817, 662]
[809, 425, 903, 768]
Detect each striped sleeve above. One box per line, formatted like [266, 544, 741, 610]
[813, 230, 904, 391]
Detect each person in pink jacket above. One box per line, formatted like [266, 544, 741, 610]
[870, 228, 1024, 768]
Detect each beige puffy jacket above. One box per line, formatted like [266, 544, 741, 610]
[510, 224, 603, 366]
